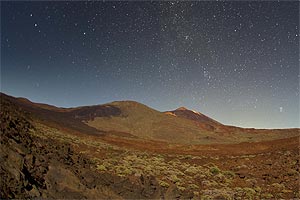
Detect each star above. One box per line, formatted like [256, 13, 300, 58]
[279, 107, 283, 113]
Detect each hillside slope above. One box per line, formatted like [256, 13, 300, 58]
[1, 93, 299, 199]
[0, 94, 191, 199]
[85, 101, 299, 144]
[86, 101, 216, 143]
[1, 93, 299, 144]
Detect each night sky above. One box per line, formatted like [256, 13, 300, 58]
[1, 1, 299, 128]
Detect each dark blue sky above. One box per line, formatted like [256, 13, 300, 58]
[1, 1, 299, 128]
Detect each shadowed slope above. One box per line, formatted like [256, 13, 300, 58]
[86, 101, 207, 143]
[1, 93, 299, 144]
[0, 93, 120, 135]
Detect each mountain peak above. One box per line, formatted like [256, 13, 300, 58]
[176, 107, 189, 111]
[167, 106, 222, 126]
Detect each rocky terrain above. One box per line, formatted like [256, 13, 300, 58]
[1, 95, 194, 199]
[0, 93, 299, 199]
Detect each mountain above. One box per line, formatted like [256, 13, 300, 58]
[85, 100, 218, 143]
[0, 93, 172, 199]
[1, 92, 299, 199]
[1, 93, 298, 144]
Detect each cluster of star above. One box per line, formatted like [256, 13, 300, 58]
[1, 1, 299, 128]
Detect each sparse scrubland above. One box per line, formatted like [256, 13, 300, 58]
[1, 93, 299, 199]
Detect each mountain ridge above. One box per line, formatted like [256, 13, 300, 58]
[1, 92, 299, 199]
[0, 92, 299, 145]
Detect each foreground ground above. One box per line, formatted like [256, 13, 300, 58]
[1, 95, 299, 199]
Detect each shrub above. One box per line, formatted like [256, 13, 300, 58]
[234, 187, 244, 197]
[96, 164, 107, 171]
[169, 174, 181, 183]
[115, 166, 132, 176]
[201, 195, 211, 200]
[223, 170, 236, 178]
[185, 166, 200, 174]
[158, 180, 169, 187]
[188, 183, 199, 190]
[243, 188, 256, 199]
[177, 186, 185, 191]
[201, 180, 218, 187]
[281, 189, 292, 193]
[271, 183, 285, 189]
[287, 169, 298, 176]
[254, 186, 261, 193]
[214, 174, 227, 184]
[122, 168, 132, 175]
[210, 166, 220, 175]
[261, 193, 274, 199]
[193, 191, 200, 196]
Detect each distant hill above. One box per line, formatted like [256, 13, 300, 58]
[1, 92, 299, 199]
[86, 100, 214, 143]
[1, 92, 299, 144]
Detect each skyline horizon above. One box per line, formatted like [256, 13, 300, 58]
[1, 91, 299, 130]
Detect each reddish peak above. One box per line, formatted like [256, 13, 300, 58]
[176, 107, 189, 111]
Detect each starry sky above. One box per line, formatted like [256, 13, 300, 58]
[1, 1, 299, 129]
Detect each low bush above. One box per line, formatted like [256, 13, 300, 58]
[96, 164, 107, 171]
[210, 166, 220, 175]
